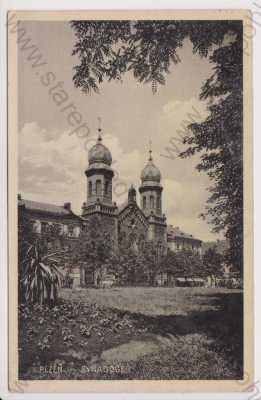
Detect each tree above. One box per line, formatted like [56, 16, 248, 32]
[72, 215, 115, 279]
[160, 248, 206, 280]
[139, 242, 158, 285]
[70, 20, 244, 273]
[203, 246, 223, 277]
[180, 28, 243, 275]
[118, 248, 142, 285]
[116, 233, 149, 285]
[159, 249, 181, 276]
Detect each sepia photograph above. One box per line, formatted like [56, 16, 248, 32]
[7, 9, 253, 392]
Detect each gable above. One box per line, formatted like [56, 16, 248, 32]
[118, 203, 148, 233]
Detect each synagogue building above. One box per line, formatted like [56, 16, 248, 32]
[18, 131, 202, 285]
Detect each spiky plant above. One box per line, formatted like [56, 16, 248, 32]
[20, 240, 64, 306]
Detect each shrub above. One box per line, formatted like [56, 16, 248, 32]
[20, 241, 63, 306]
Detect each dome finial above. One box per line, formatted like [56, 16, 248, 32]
[97, 116, 102, 142]
[149, 139, 153, 161]
[140, 140, 161, 183]
[88, 118, 112, 166]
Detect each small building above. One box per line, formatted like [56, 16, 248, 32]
[167, 225, 202, 256]
[18, 195, 82, 287]
[18, 195, 81, 239]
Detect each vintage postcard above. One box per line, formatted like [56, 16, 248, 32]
[8, 9, 253, 393]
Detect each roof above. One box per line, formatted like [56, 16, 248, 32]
[141, 159, 161, 183]
[18, 198, 77, 218]
[167, 225, 202, 242]
[88, 137, 112, 166]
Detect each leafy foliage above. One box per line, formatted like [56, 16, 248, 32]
[73, 220, 161, 285]
[181, 28, 243, 273]
[20, 240, 63, 305]
[116, 234, 158, 285]
[71, 20, 244, 272]
[160, 249, 205, 278]
[139, 242, 158, 285]
[18, 213, 66, 306]
[70, 20, 240, 93]
[203, 246, 223, 277]
[72, 215, 115, 274]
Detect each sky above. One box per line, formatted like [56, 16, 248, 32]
[18, 21, 223, 242]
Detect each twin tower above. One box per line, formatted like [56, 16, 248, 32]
[81, 131, 167, 251]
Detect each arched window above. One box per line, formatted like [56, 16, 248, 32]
[157, 196, 161, 210]
[88, 181, 92, 196]
[157, 241, 163, 257]
[119, 231, 126, 245]
[32, 220, 41, 234]
[129, 233, 136, 245]
[139, 234, 145, 251]
[41, 221, 48, 234]
[150, 195, 154, 209]
[58, 223, 64, 235]
[143, 196, 146, 209]
[105, 180, 109, 195]
[129, 233, 138, 253]
[96, 180, 101, 196]
[73, 226, 80, 238]
[68, 225, 74, 237]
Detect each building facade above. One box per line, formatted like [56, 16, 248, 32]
[167, 225, 202, 256]
[18, 131, 202, 286]
[18, 196, 82, 241]
[81, 133, 168, 258]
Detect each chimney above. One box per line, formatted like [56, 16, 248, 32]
[64, 202, 71, 211]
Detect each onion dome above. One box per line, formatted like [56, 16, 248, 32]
[88, 134, 112, 166]
[141, 150, 161, 183]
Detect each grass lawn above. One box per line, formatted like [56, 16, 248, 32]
[19, 287, 243, 380]
[62, 286, 242, 316]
